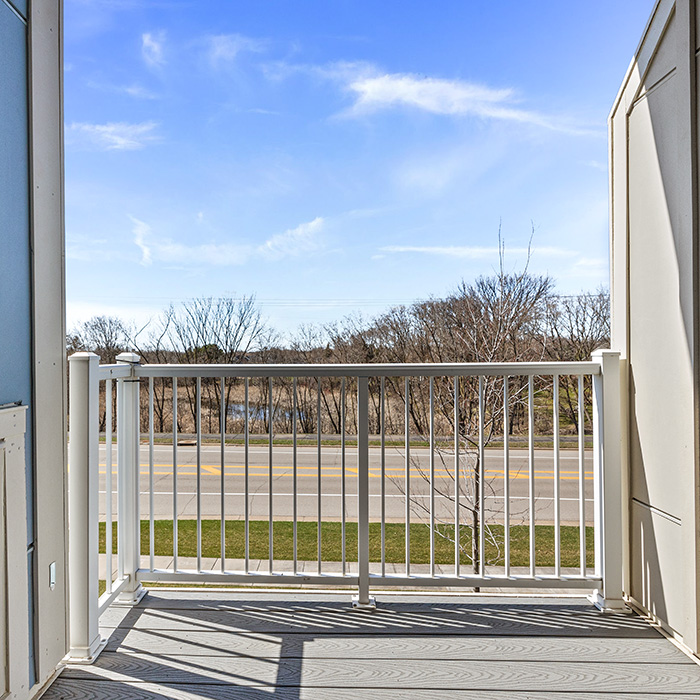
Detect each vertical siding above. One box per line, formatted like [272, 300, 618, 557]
[29, 0, 69, 682]
[610, 0, 700, 654]
[0, 0, 35, 687]
[0, 6, 32, 413]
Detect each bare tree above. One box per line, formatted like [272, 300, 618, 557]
[69, 315, 131, 364]
[68, 315, 132, 430]
[165, 296, 268, 433]
[361, 239, 555, 575]
[544, 287, 610, 432]
[131, 308, 176, 433]
[423, 250, 553, 574]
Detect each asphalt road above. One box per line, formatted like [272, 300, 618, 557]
[99, 443, 594, 526]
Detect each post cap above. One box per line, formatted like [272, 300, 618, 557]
[68, 351, 100, 362]
[116, 352, 141, 364]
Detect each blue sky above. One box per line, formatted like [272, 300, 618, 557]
[64, 0, 657, 338]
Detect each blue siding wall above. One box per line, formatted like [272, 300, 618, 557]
[0, 1, 35, 685]
[5, 0, 26, 20]
[0, 0, 33, 532]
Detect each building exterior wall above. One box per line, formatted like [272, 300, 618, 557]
[610, 0, 700, 655]
[0, 0, 67, 696]
[28, 2, 68, 687]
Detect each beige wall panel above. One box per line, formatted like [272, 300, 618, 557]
[631, 501, 686, 636]
[627, 80, 695, 521]
[28, 0, 68, 683]
[0, 407, 30, 699]
[611, 0, 700, 654]
[628, 0, 676, 107]
[641, 8, 678, 91]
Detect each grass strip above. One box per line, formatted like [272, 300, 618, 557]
[100, 520, 594, 568]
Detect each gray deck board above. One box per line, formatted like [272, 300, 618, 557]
[43, 592, 700, 699]
[98, 609, 659, 637]
[104, 628, 692, 662]
[61, 656, 700, 690]
[38, 682, 700, 700]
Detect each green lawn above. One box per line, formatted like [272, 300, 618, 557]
[100, 520, 594, 568]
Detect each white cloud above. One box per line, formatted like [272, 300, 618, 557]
[258, 217, 324, 259]
[582, 159, 607, 172]
[379, 245, 578, 259]
[87, 80, 159, 99]
[573, 257, 608, 275]
[271, 60, 599, 135]
[67, 300, 163, 334]
[131, 217, 153, 265]
[130, 216, 324, 267]
[344, 72, 595, 134]
[349, 74, 511, 116]
[66, 233, 115, 262]
[206, 34, 266, 68]
[142, 31, 166, 68]
[68, 121, 160, 150]
[130, 217, 250, 266]
[121, 84, 159, 99]
[157, 240, 251, 266]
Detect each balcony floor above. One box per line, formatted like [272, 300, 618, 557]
[45, 591, 700, 699]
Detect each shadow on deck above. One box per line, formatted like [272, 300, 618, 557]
[44, 591, 700, 699]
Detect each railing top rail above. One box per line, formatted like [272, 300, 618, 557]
[127, 360, 600, 379]
[98, 364, 133, 380]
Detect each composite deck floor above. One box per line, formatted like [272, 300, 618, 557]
[44, 591, 700, 699]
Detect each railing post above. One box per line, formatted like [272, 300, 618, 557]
[116, 353, 146, 605]
[353, 376, 375, 609]
[590, 349, 626, 611]
[67, 352, 106, 663]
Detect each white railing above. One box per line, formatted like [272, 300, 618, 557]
[66, 350, 623, 662]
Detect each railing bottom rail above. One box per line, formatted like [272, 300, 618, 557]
[135, 568, 602, 590]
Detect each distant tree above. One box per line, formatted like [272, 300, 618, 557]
[545, 287, 610, 362]
[544, 287, 610, 433]
[165, 296, 268, 432]
[131, 307, 176, 433]
[67, 315, 131, 431]
[68, 315, 130, 364]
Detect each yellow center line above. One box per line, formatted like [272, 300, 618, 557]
[100, 462, 592, 475]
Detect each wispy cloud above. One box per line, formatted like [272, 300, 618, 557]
[206, 33, 267, 68]
[268, 60, 599, 135]
[344, 71, 596, 134]
[120, 84, 159, 99]
[572, 257, 608, 277]
[130, 216, 325, 267]
[142, 31, 166, 68]
[258, 217, 324, 259]
[87, 80, 159, 99]
[348, 74, 511, 116]
[68, 121, 161, 150]
[581, 159, 607, 172]
[66, 233, 116, 262]
[379, 245, 579, 259]
[131, 217, 249, 266]
[131, 217, 153, 265]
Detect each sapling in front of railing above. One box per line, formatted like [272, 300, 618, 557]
[390, 371, 595, 585]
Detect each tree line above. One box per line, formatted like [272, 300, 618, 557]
[68, 262, 609, 571]
[68, 264, 609, 441]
